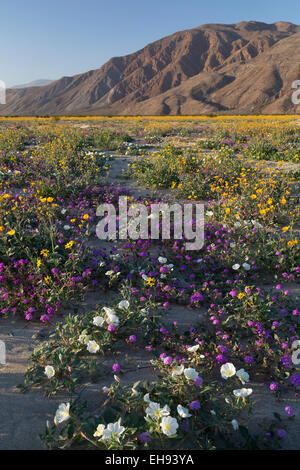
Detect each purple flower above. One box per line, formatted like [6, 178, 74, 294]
[269, 382, 279, 391]
[112, 363, 121, 373]
[189, 400, 201, 410]
[284, 406, 295, 417]
[194, 377, 203, 387]
[129, 335, 136, 343]
[163, 356, 173, 365]
[139, 432, 151, 444]
[277, 429, 287, 439]
[290, 374, 300, 387]
[244, 355, 254, 363]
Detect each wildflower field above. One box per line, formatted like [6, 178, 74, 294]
[0, 115, 299, 450]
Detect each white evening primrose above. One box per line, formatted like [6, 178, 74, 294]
[183, 368, 199, 380]
[146, 402, 170, 419]
[143, 393, 151, 403]
[233, 388, 253, 398]
[177, 405, 192, 418]
[232, 264, 240, 270]
[106, 312, 119, 326]
[171, 364, 185, 377]
[87, 340, 100, 354]
[220, 363, 236, 379]
[93, 316, 105, 327]
[232, 419, 239, 431]
[44, 365, 55, 379]
[93, 424, 106, 439]
[118, 300, 129, 310]
[236, 369, 250, 384]
[158, 256, 167, 264]
[242, 262, 251, 271]
[104, 420, 125, 442]
[54, 403, 70, 425]
[187, 345, 199, 352]
[160, 416, 178, 436]
[78, 333, 89, 344]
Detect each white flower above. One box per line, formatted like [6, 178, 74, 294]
[230, 242, 236, 248]
[160, 416, 178, 436]
[118, 300, 129, 310]
[78, 333, 89, 344]
[210, 410, 216, 416]
[44, 365, 55, 379]
[187, 345, 199, 352]
[242, 262, 251, 271]
[206, 211, 214, 217]
[233, 388, 253, 398]
[158, 256, 167, 264]
[236, 369, 250, 384]
[171, 364, 185, 377]
[102, 419, 125, 442]
[93, 316, 105, 327]
[144, 393, 151, 403]
[63, 225, 71, 231]
[102, 386, 109, 394]
[142, 274, 149, 282]
[131, 388, 138, 396]
[183, 368, 199, 380]
[61, 209, 67, 215]
[106, 312, 119, 326]
[54, 403, 70, 425]
[177, 405, 192, 418]
[103, 307, 116, 316]
[231, 419, 239, 431]
[146, 402, 170, 419]
[87, 340, 100, 354]
[93, 424, 105, 439]
[220, 362, 236, 379]
[232, 264, 240, 270]
[234, 222, 241, 228]
[105, 270, 114, 276]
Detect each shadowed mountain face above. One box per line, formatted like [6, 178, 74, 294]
[2, 21, 300, 115]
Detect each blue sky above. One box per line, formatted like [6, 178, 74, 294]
[1, 0, 300, 87]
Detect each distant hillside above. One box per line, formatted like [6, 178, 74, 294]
[2, 21, 300, 115]
[10, 79, 54, 89]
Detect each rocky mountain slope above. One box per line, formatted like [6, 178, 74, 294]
[2, 21, 300, 115]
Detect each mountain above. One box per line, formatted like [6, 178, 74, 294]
[2, 21, 300, 115]
[10, 80, 54, 89]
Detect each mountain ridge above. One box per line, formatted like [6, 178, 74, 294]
[2, 21, 300, 115]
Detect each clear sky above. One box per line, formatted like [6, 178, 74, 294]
[1, 0, 300, 87]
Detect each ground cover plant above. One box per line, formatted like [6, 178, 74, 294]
[0, 116, 299, 450]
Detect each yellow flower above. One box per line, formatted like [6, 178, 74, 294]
[225, 208, 230, 214]
[44, 276, 51, 284]
[8, 229, 15, 236]
[65, 240, 75, 250]
[0, 226, 4, 232]
[282, 226, 290, 232]
[37, 258, 42, 268]
[238, 293, 245, 299]
[83, 214, 89, 220]
[47, 197, 54, 203]
[287, 240, 298, 247]
[40, 249, 49, 257]
[147, 277, 156, 287]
